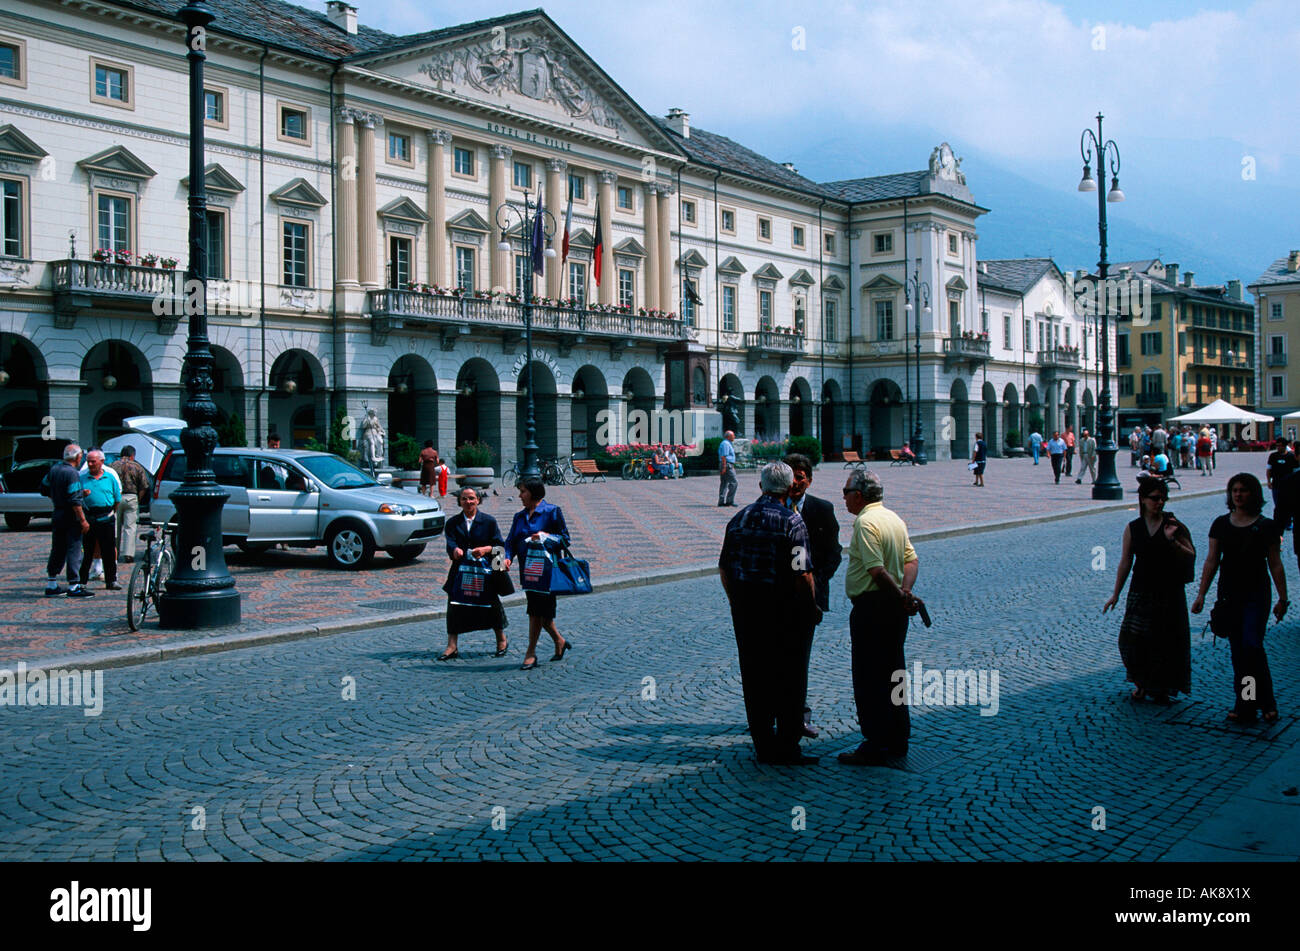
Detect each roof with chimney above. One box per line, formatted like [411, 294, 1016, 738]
[1249, 253, 1300, 289]
[652, 121, 841, 199]
[1078, 261, 1252, 308]
[977, 258, 1059, 296]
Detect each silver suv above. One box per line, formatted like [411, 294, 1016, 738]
[151, 449, 444, 569]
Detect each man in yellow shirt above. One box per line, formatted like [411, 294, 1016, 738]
[839, 468, 919, 766]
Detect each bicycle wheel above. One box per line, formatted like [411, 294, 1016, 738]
[151, 547, 175, 615]
[566, 460, 583, 485]
[126, 559, 148, 631]
[500, 466, 519, 490]
[621, 461, 635, 480]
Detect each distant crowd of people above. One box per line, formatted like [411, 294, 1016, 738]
[1128, 423, 1220, 477]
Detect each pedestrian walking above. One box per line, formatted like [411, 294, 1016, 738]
[717, 429, 738, 507]
[1103, 477, 1195, 703]
[111, 444, 149, 564]
[838, 468, 920, 766]
[438, 487, 509, 660]
[418, 441, 439, 498]
[1209, 426, 1219, 469]
[970, 432, 987, 487]
[1180, 427, 1194, 469]
[1266, 437, 1297, 530]
[718, 461, 818, 765]
[78, 449, 121, 591]
[1028, 428, 1043, 465]
[1196, 428, 1213, 475]
[1046, 431, 1066, 484]
[1064, 425, 1076, 476]
[1076, 429, 1097, 484]
[503, 476, 573, 671]
[1130, 428, 1141, 467]
[783, 453, 842, 739]
[43, 443, 92, 598]
[1191, 473, 1287, 725]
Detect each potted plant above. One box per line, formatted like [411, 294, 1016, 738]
[91, 248, 113, 263]
[159, 256, 178, 270]
[139, 253, 159, 268]
[455, 440, 496, 488]
[389, 432, 422, 486]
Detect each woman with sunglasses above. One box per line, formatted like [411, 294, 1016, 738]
[1103, 476, 1196, 704]
[1191, 473, 1287, 724]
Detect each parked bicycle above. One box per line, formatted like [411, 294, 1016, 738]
[621, 457, 652, 480]
[126, 517, 177, 631]
[540, 454, 581, 486]
[500, 460, 521, 490]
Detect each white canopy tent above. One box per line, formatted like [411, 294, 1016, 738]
[1169, 399, 1274, 425]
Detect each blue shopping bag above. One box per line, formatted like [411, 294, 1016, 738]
[520, 542, 593, 596]
[448, 557, 492, 607]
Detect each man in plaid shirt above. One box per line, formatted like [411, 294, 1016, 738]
[719, 461, 818, 765]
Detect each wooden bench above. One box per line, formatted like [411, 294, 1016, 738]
[889, 450, 908, 466]
[572, 458, 608, 483]
[841, 451, 866, 469]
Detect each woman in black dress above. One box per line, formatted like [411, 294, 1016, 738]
[1191, 473, 1288, 723]
[438, 487, 509, 660]
[1103, 476, 1196, 703]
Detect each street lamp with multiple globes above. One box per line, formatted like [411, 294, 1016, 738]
[159, 0, 240, 629]
[1078, 112, 1126, 500]
[904, 269, 931, 464]
[496, 191, 556, 481]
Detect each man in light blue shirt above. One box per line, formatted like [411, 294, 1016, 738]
[1046, 431, 1067, 484]
[717, 430, 738, 506]
[78, 449, 122, 590]
[1029, 430, 1044, 465]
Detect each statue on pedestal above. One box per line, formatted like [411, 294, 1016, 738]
[359, 407, 386, 474]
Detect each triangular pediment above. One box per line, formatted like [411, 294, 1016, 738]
[614, 238, 645, 257]
[822, 275, 846, 291]
[789, 268, 815, 287]
[447, 208, 490, 233]
[754, 263, 783, 281]
[946, 274, 969, 291]
[78, 145, 155, 180]
[180, 163, 245, 197]
[567, 228, 594, 249]
[379, 196, 429, 223]
[269, 178, 328, 208]
[0, 125, 48, 163]
[352, 12, 683, 155]
[864, 273, 902, 290]
[718, 256, 747, 275]
[679, 249, 708, 269]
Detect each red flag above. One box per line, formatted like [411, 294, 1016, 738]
[592, 194, 605, 286]
[562, 188, 573, 266]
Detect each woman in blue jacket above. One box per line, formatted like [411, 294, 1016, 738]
[504, 476, 574, 670]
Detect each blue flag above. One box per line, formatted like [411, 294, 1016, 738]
[530, 186, 545, 278]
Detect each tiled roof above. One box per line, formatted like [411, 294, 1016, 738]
[653, 121, 841, 199]
[819, 172, 930, 203]
[978, 258, 1057, 295]
[1250, 255, 1300, 289]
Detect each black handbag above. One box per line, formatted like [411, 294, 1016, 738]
[1209, 599, 1237, 640]
[489, 568, 515, 596]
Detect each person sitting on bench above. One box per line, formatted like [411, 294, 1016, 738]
[900, 442, 918, 465]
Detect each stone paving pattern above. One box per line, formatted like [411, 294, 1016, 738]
[0, 453, 1269, 665]
[0, 490, 1295, 860]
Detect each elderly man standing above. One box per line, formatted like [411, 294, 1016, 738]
[719, 461, 818, 765]
[79, 449, 122, 591]
[717, 430, 738, 507]
[839, 468, 919, 766]
[1076, 429, 1097, 485]
[112, 444, 150, 564]
[44, 444, 92, 597]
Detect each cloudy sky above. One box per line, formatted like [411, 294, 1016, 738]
[345, 0, 1299, 284]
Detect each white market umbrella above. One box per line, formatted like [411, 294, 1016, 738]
[1169, 399, 1274, 425]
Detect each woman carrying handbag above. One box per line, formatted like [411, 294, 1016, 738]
[438, 487, 510, 660]
[503, 476, 573, 671]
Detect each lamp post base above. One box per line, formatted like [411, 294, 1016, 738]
[158, 589, 241, 629]
[1091, 446, 1124, 500]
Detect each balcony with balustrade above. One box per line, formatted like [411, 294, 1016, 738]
[1036, 346, 1082, 377]
[367, 289, 689, 355]
[742, 330, 806, 370]
[943, 334, 991, 370]
[51, 259, 184, 331]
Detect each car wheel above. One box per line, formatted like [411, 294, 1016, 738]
[4, 514, 31, 530]
[325, 523, 374, 569]
[235, 540, 274, 554]
[387, 543, 426, 564]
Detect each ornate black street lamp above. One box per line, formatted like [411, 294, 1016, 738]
[159, 1, 240, 628]
[496, 192, 556, 481]
[904, 269, 931, 464]
[1078, 112, 1126, 500]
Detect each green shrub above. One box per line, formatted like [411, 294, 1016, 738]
[455, 441, 496, 468]
[301, 437, 327, 452]
[216, 411, 246, 448]
[328, 406, 353, 458]
[750, 440, 789, 461]
[786, 435, 822, 466]
[390, 432, 421, 470]
[685, 437, 722, 472]
[1027, 415, 1044, 434]
[1005, 429, 1021, 447]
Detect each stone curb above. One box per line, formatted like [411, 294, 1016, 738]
[11, 483, 1225, 677]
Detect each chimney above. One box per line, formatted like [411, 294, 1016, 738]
[1227, 279, 1242, 300]
[666, 108, 690, 139]
[1165, 263, 1178, 285]
[1118, 266, 1132, 281]
[980, 262, 988, 275]
[1075, 269, 1088, 283]
[1183, 271, 1194, 287]
[326, 1, 358, 35]
[1288, 249, 1300, 272]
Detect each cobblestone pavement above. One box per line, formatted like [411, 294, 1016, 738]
[0, 453, 1268, 665]
[0, 490, 1295, 861]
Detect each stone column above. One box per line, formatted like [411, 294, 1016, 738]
[545, 158, 566, 300]
[597, 171, 616, 306]
[489, 145, 512, 292]
[426, 130, 450, 288]
[657, 185, 673, 314]
[498, 392, 518, 466]
[335, 109, 358, 286]
[556, 392, 573, 455]
[642, 183, 660, 311]
[47, 381, 79, 449]
[437, 389, 457, 463]
[357, 114, 381, 288]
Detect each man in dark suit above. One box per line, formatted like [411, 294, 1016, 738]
[784, 453, 842, 738]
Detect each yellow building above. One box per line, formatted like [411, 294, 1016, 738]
[1249, 251, 1300, 433]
